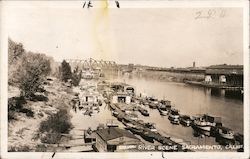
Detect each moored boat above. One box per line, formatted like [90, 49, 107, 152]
[144, 122, 157, 132]
[111, 110, 119, 117]
[168, 109, 180, 122]
[180, 115, 192, 127]
[192, 114, 218, 132]
[218, 127, 235, 140]
[140, 130, 155, 143]
[139, 107, 149, 116]
[158, 104, 169, 116]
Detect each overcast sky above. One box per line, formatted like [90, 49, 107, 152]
[2, 1, 243, 67]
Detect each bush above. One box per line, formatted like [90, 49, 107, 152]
[35, 144, 47, 152]
[8, 96, 34, 120]
[19, 108, 34, 117]
[39, 109, 72, 144]
[8, 145, 31, 152]
[8, 96, 26, 111]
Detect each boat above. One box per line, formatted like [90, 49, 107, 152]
[170, 118, 180, 125]
[180, 115, 192, 127]
[144, 123, 157, 132]
[168, 109, 180, 123]
[139, 108, 149, 116]
[117, 114, 124, 121]
[157, 104, 169, 116]
[140, 130, 155, 143]
[218, 127, 235, 140]
[147, 97, 158, 109]
[159, 100, 171, 109]
[192, 114, 217, 132]
[149, 102, 158, 109]
[84, 128, 96, 143]
[126, 126, 143, 135]
[111, 110, 119, 117]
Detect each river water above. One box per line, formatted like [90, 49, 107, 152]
[110, 74, 243, 147]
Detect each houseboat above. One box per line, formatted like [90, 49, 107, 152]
[144, 123, 157, 132]
[159, 100, 171, 109]
[126, 126, 144, 135]
[180, 115, 192, 127]
[140, 130, 155, 143]
[147, 97, 158, 109]
[157, 104, 169, 116]
[111, 110, 119, 117]
[139, 108, 149, 116]
[110, 82, 135, 96]
[192, 114, 219, 132]
[218, 127, 235, 140]
[168, 109, 180, 124]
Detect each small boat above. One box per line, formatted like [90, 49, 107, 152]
[139, 109, 149, 116]
[158, 104, 169, 116]
[170, 118, 180, 125]
[218, 127, 234, 140]
[111, 110, 119, 117]
[192, 114, 217, 132]
[140, 130, 155, 143]
[147, 97, 158, 109]
[149, 102, 158, 109]
[168, 109, 180, 120]
[159, 100, 171, 109]
[117, 114, 124, 121]
[180, 115, 192, 127]
[126, 126, 143, 135]
[144, 123, 157, 132]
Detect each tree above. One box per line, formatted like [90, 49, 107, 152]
[8, 39, 25, 85]
[16, 52, 51, 98]
[60, 60, 72, 82]
[71, 66, 82, 86]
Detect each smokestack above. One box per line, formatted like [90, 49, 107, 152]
[193, 61, 196, 68]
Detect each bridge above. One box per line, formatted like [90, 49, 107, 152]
[65, 58, 118, 70]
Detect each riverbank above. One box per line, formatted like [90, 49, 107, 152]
[8, 78, 74, 151]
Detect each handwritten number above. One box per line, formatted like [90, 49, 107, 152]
[195, 11, 202, 19]
[195, 9, 225, 20]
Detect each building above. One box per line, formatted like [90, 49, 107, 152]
[205, 64, 243, 86]
[112, 92, 131, 104]
[95, 127, 141, 152]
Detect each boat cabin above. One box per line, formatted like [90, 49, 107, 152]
[111, 82, 135, 96]
[79, 92, 100, 107]
[112, 92, 131, 104]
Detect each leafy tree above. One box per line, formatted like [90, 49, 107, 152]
[16, 52, 51, 98]
[8, 39, 25, 85]
[8, 38, 24, 65]
[60, 60, 72, 82]
[71, 66, 82, 86]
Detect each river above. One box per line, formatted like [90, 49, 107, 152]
[110, 74, 243, 147]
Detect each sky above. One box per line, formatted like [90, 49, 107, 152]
[2, 1, 244, 68]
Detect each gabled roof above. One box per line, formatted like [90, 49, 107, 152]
[96, 127, 139, 142]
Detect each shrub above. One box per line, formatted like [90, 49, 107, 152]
[35, 144, 47, 152]
[8, 145, 31, 152]
[39, 109, 72, 144]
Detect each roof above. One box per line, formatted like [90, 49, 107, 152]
[207, 64, 243, 69]
[205, 69, 243, 75]
[96, 127, 139, 142]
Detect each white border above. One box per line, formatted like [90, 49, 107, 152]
[0, 1, 249, 159]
